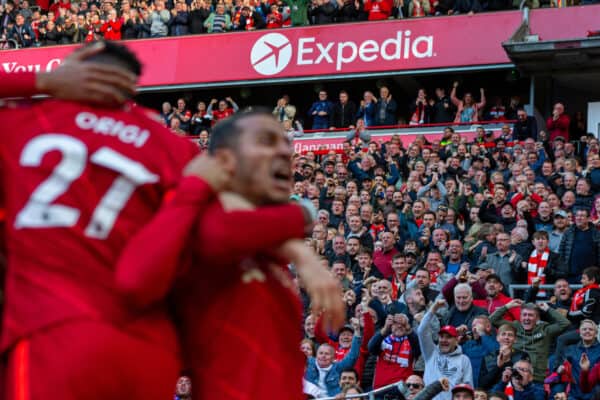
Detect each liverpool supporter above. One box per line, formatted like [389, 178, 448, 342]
[207, 96, 239, 125]
[100, 8, 122, 39]
[369, 313, 420, 391]
[418, 299, 474, 400]
[473, 273, 520, 321]
[374, 86, 398, 126]
[308, 90, 334, 130]
[490, 300, 570, 383]
[478, 323, 530, 390]
[546, 102, 570, 141]
[491, 359, 545, 400]
[1, 42, 198, 400]
[451, 81, 486, 123]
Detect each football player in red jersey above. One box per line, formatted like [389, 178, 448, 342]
[0, 42, 137, 104]
[0, 42, 213, 400]
[116, 110, 346, 400]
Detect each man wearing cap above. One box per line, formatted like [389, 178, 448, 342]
[549, 209, 570, 253]
[418, 299, 473, 400]
[473, 273, 520, 321]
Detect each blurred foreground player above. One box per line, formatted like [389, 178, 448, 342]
[0, 42, 200, 400]
[0, 41, 137, 104]
[117, 110, 345, 400]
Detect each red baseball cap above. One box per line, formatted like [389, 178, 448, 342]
[451, 384, 474, 396]
[439, 325, 458, 337]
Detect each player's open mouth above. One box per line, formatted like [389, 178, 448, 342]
[272, 168, 291, 182]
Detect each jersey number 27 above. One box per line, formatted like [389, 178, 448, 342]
[15, 134, 159, 239]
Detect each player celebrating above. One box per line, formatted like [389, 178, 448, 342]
[0, 42, 206, 400]
[0, 42, 137, 105]
[116, 110, 345, 400]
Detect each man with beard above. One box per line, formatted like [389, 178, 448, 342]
[418, 299, 473, 400]
[116, 110, 345, 400]
[490, 300, 570, 383]
[473, 274, 520, 321]
[549, 210, 570, 253]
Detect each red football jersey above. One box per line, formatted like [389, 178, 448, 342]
[0, 99, 198, 352]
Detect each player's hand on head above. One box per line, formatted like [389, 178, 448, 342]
[183, 154, 232, 191]
[36, 42, 137, 107]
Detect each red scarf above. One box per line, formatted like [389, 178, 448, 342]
[528, 248, 549, 297]
[571, 283, 600, 312]
[391, 273, 407, 299]
[381, 335, 411, 367]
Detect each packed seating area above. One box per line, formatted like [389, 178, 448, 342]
[0, 0, 597, 48]
[158, 80, 600, 400]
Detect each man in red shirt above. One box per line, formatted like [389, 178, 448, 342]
[546, 102, 570, 142]
[473, 274, 520, 321]
[116, 110, 345, 400]
[0, 42, 201, 400]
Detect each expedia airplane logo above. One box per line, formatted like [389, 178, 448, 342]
[250, 33, 292, 76]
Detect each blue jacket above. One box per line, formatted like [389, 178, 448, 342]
[462, 334, 500, 388]
[374, 98, 398, 126]
[563, 340, 600, 400]
[308, 100, 333, 130]
[356, 102, 376, 127]
[304, 335, 361, 396]
[492, 381, 546, 400]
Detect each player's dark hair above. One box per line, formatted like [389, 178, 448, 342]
[208, 107, 273, 155]
[84, 41, 142, 76]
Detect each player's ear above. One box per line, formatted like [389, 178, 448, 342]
[213, 148, 237, 177]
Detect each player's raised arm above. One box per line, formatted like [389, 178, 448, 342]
[2, 42, 136, 106]
[115, 155, 231, 308]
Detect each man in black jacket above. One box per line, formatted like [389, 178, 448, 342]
[331, 90, 357, 129]
[513, 108, 539, 141]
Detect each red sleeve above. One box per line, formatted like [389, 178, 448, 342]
[546, 117, 553, 131]
[115, 176, 215, 308]
[0, 72, 38, 98]
[314, 314, 335, 346]
[511, 192, 524, 208]
[471, 279, 487, 300]
[354, 311, 375, 377]
[113, 19, 122, 31]
[509, 306, 521, 321]
[441, 276, 458, 303]
[361, 311, 375, 351]
[195, 202, 306, 265]
[580, 364, 600, 393]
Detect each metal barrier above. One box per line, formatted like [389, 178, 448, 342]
[316, 380, 403, 400]
[508, 284, 582, 299]
[0, 39, 19, 50]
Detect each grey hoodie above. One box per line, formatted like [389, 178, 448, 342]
[417, 309, 473, 400]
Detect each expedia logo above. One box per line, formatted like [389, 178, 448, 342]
[250, 30, 434, 76]
[250, 33, 292, 76]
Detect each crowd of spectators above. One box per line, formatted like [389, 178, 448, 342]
[158, 75, 600, 400]
[289, 98, 600, 399]
[1, 0, 596, 48]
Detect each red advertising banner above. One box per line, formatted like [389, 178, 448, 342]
[1, 5, 598, 88]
